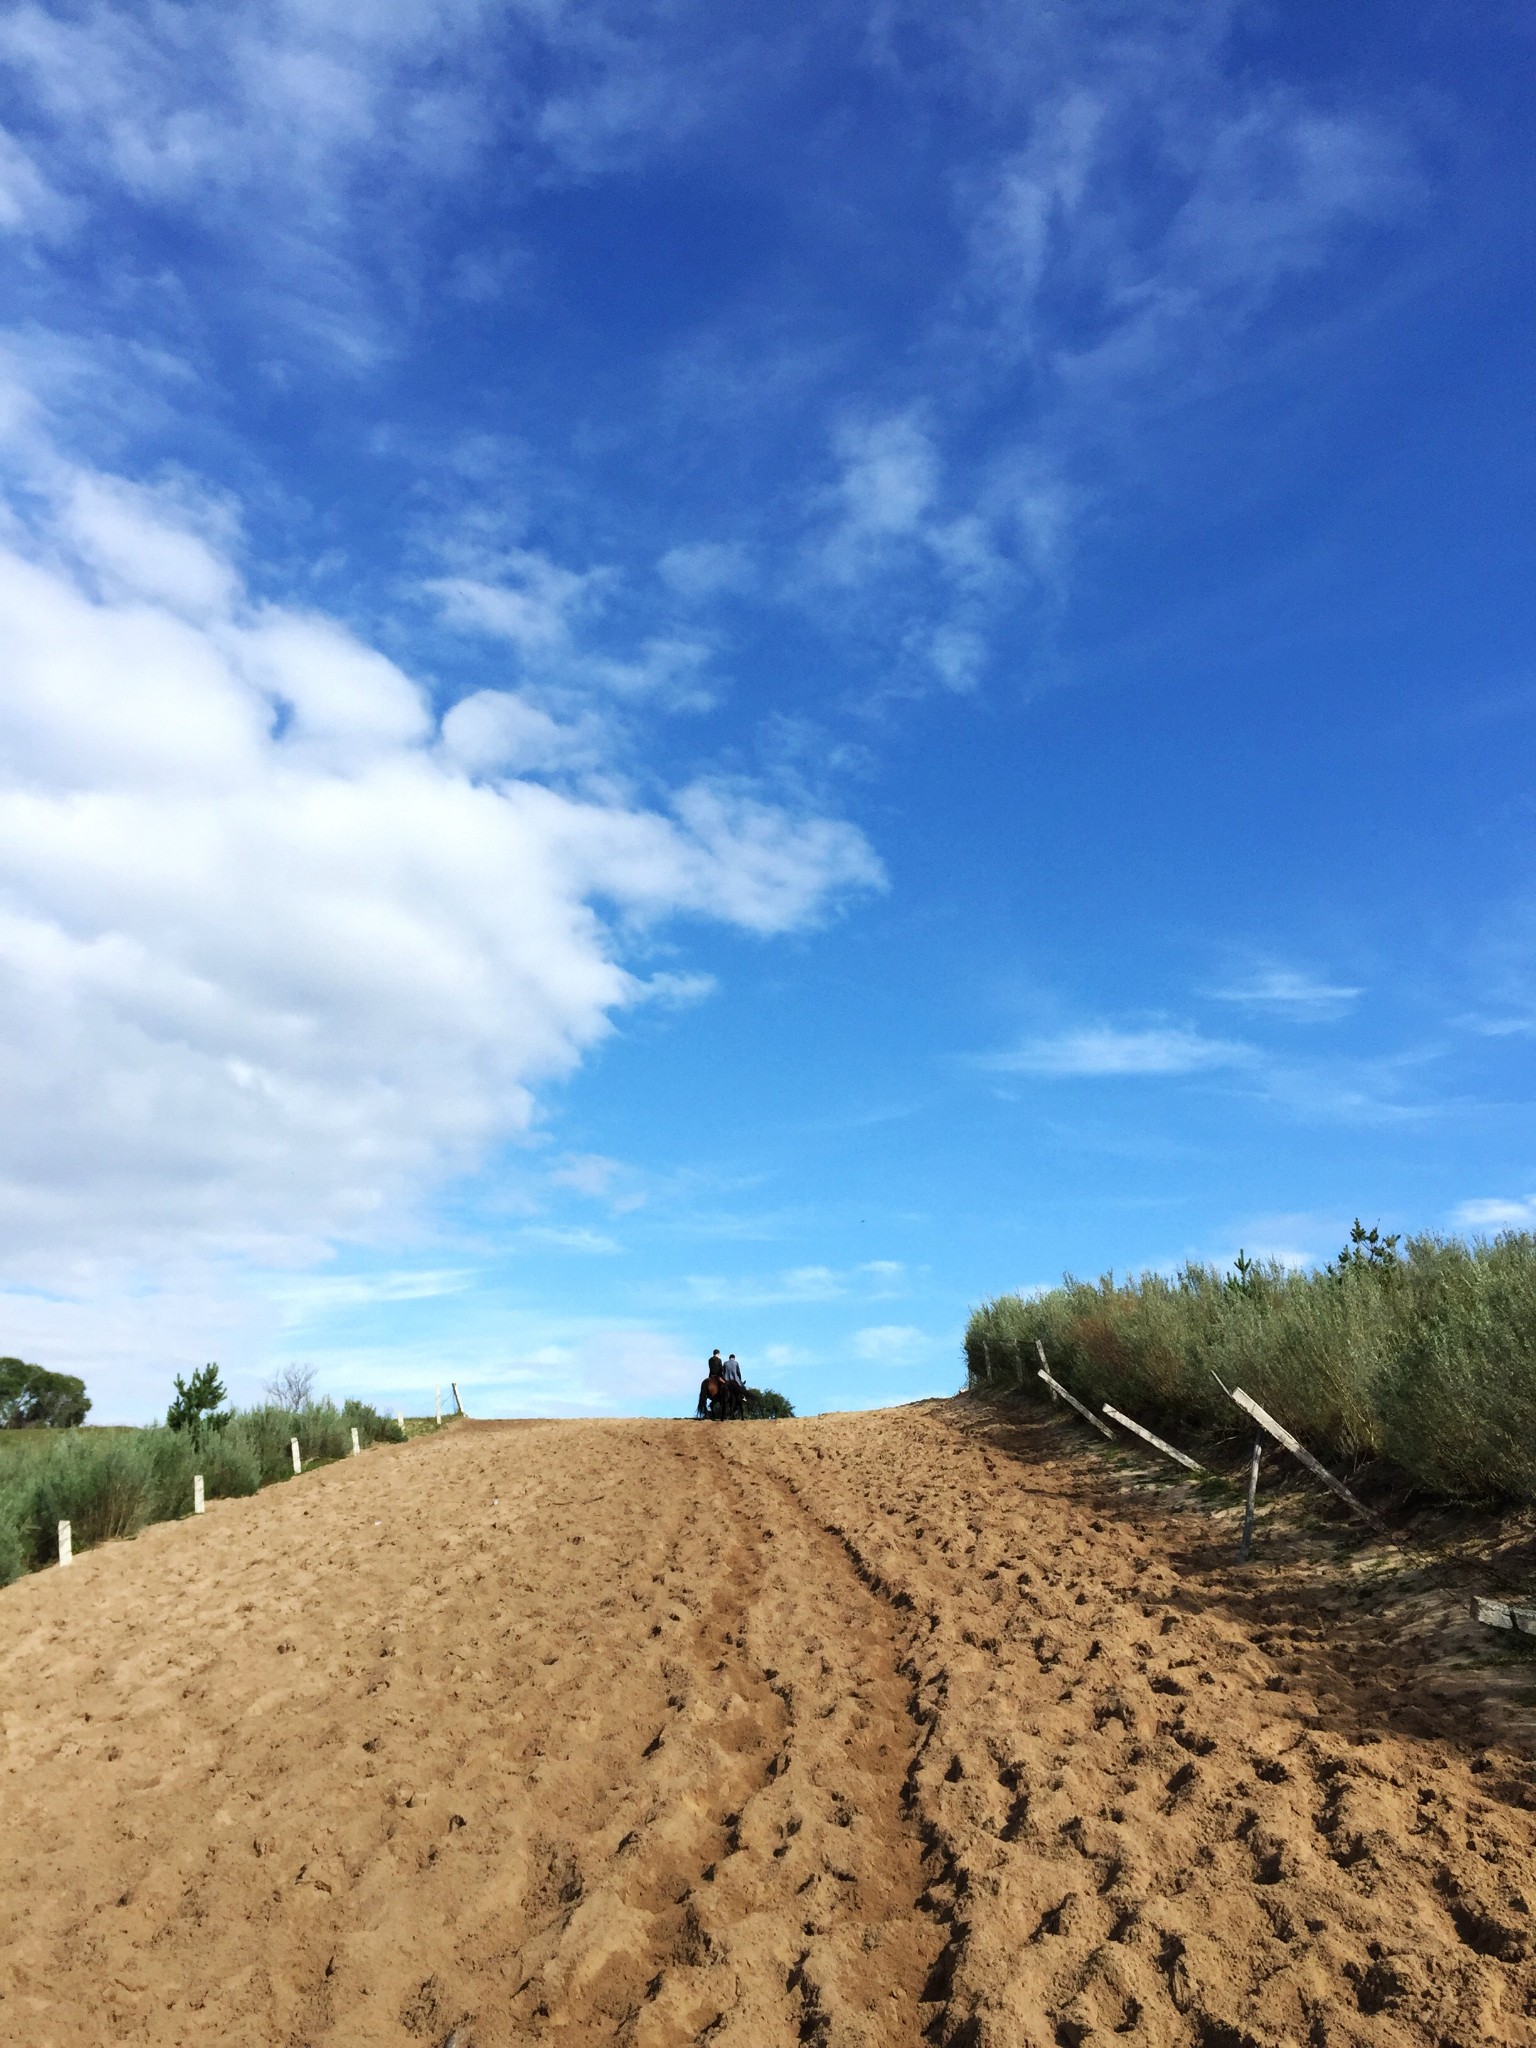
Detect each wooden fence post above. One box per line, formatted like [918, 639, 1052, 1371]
[193, 1474, 205, 1515]
[1102, 1403, 1205, 1473]
[1237, 1435, 1262, 1561]
[1225, 1387, 1387, 1536]
[290, 1437, 301, 1475]
[1034, 1362, 1115, 1439]
[57, 1519, 72, 1568]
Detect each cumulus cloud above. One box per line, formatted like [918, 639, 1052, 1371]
[0, 417, 881, 1279]
[985, 1025, 1252, 1077]
[1453, 1196, 1536, 1231]
[851, 1324, 932, 1364]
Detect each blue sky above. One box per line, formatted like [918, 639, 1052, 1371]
[0, 1, 1532, 1421]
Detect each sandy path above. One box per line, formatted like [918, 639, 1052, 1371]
[1, 1404, 1532, 2046]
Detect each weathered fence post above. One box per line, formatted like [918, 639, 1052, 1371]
[350, 1427, 361, 1456]
[57, 1519, 72, 1568]
[290, 1437, 301, 1475]
[1102, 1403, 1205, 1473]
[1237, 1435, 1262, 1561]
[193, 1474, 205, 1515]
[1224, 1386, 1387, 1536]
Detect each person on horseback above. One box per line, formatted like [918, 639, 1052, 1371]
[697, 1350, 726, 1418]
[720, 1351, 746, 1420]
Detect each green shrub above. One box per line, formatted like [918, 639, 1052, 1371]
[23, 1430, 157, 1562]
[743, 1387, 795, 1419]
[0, 1389, 407, 1585]
[966, 1228, 1536, 1505]
[0, 1488, 27, 1585]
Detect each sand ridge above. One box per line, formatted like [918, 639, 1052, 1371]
[1, 1401, 1532, 2045]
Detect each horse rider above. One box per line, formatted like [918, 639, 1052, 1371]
[697, 1350, 726, 1418]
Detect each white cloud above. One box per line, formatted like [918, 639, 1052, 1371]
[267, 1269, 476, 1318]
[0, 409, 881, 1281]
[518, 1225, 624, 1255]
[986, 1025, 1252, 1077]
[1453, 1197, 1536, 1231]
[683, 1259, 908, 1308]
[851, 1324, 932, 1364]
[547, 1152, 624, 1198]
[658, 541, 753, 601]
[439, 689, 600, 775]
[0, 123, 71, 236]
[427, 551, 605, 658]
[1208, 964, 1362, 1018]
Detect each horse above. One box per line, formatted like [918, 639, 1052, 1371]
[696, 1370, 726, 1418]
[695, 1371, 747, 1420]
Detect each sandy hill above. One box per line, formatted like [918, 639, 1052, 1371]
[2, 1400, 1532, 2046]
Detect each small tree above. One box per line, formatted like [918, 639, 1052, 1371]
[743, 1387, 795, 1419]
[1329, 1219, 1401, 1281]
[0, 1359, 91, 1428]
[263, 1361, 317, 1411]
[167, 1363, 229, 1441]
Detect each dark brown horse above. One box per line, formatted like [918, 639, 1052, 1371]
[696, 1371, 746, 1420]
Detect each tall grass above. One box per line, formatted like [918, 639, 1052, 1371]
[965, 1231, 1536, 1506]
[0, 1398, 404, 1584]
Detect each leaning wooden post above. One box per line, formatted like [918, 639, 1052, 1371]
[1035, 1338, 1056, 1402]
[1225, 1387, 1388, 1537]
[1102, 1403, 1205, 1473]
[451, 1381, 465, 1418]
[1034, 1355, 1115, 1439]
[1237, 1434, 1262, 1561]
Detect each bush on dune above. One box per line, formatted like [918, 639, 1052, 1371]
[742, 1387, 795, 1419]
[966, 1227, 1536, 1506]
[0, 1394, 405, 1581]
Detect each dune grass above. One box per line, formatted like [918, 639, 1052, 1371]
[0, 1399, 405, 1584]
[965, 1230, 1536, 1507]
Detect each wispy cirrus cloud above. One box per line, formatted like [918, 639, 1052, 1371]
[851, 1324, 935, 1365]
[1207, 964, 1363, 1019]
[682, 1259, 908, 1308]
[983, 1024, 1253, 1077]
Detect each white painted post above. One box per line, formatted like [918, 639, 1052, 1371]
[396, 1410, 405, 1433]
[350, 1426, 360, 1456]
[290, 1436, 302, 1474]
[57, 1519, 72, 1568]
[193, 1474, 205, 1515]
[435, 1385, 442, 1427]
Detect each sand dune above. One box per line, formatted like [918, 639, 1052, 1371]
[2, 1401, 1532, 2045]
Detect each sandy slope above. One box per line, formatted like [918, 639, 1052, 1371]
[1, 1402, 1532, 2047]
